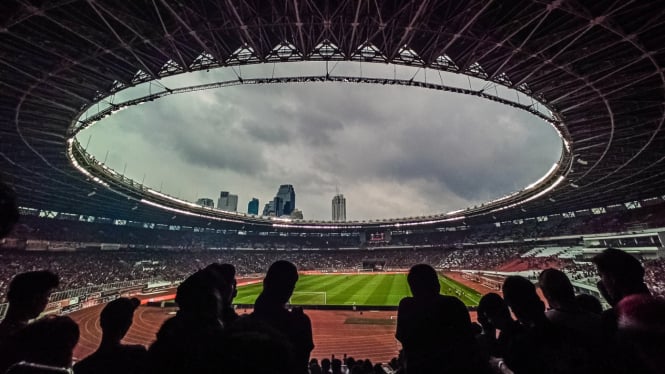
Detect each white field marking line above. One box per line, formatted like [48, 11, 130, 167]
[290, 291, 327, 304]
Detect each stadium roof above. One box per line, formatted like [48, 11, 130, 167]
[1, 0, 664, 231]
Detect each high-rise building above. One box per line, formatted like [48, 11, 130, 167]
[217, 191, 238, 212]
[247, 198, 259, 215]
[196, 198, 214, 208]
[262, 201, 275, 216]
[273, 196, 283, 216]
[262, 184, 296, 217]
[274, 184, 295, 216]
[332, 194, 346, 221]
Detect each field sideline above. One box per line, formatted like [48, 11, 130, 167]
[234, 273, 481, 307]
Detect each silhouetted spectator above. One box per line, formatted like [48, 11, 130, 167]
[3, 316, 79, 371]
[538, 268, 601, 334]
[331, 358, 343, 374]
[593, 248, 651, 334]
[0, 271, 59, 342]
[147, 270, 225, 374]
[252, 260, 314, 374]
[74, 298, 147, 374]
[309, 358, 323, 374]
[502, 275, 600, 374]
[616, 294, 665, 374]
[321, 358, 331, 374]
[361, 359, 373, 373]
[0, 179, 19, 239]
[575, 293, 603, 315]
[476, 292, 522, 360]
[204, 262, 239, 327]
[396, 264, 487, 373]
[374, 363, 385, 374]
[346, 356, 356, 370]
[221, 315, 295, 374]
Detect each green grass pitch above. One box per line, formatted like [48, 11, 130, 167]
[234, 273, 481, 307]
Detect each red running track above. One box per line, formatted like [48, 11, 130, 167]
[70, 305, 405, 363]
[70, 272, 486, 364]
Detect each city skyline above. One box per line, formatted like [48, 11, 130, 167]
[199, 187, 343, 220]
[82, 64, 561, 221]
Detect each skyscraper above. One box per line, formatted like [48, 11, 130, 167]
[247, 198, 259, 215]
[332, 194, 346, 222]
[273, 184, 295, 217]
[217, 191, 238, 212]
[262, 201, 275, 216]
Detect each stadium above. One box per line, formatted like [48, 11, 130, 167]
[1, 1, 664, 373]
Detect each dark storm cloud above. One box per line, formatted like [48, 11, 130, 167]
[241, 101, 345, 147]
[294, 85, 561, 203]
[173, 133, 267, 174]
[243, 119, 292, 144]
[116, 91, 268, 175]
[291, 110, 345, 147]
[368, 111, 557, 200]
[81, 63, 562, 220]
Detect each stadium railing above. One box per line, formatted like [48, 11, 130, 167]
[0, 277, 164, 320]
[48, 278, 160, 302]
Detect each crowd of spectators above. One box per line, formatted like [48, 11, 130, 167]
[435, 247, 521, 269]
[562, 262, 598, 282]
[643, 258, 665, 297]
[0, 249, 664, 374]
[1, 181, 665, 373]
[9, 199, 665, 253]
[2, 245, 664, 302]
[0, 246, 527, 302]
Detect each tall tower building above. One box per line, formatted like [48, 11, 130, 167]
[273, 196, 283, 216]
[274, 184, 295, 216]
[217, 191, 239, 212]
[247, 198, 259, 215]
[263, 201, 275, 216]
[332, 194, 346, 222]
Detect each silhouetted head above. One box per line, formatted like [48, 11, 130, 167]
[593, 248, 648, 306]
[616, 294, 665, 374]
[262, 260, 299, 304]
[100, 297, 140, 341]
[538, 268, 575, 309]
[176, 270, 222, 320]
[478, 292, 513, 330]
[0, 179, 19, 239]
[14, 315, 79, 368]
[332, 358, 342, 374]
[575, 293, 603, 315]
[502, 276, 545, 324]
[205, 263, 237, 304]
[407, 264, 440, 298]
[321, 358, 331, 372]
[7, 270, 59, 319]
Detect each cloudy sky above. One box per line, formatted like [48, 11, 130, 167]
[80, 62, 561, 221]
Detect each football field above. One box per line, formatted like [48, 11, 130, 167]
[234, 273, 481, 307]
